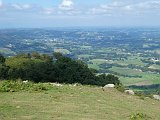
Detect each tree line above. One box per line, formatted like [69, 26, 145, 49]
[0, 52, 120, 86]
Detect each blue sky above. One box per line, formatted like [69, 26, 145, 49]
[0, 0, 160, 28]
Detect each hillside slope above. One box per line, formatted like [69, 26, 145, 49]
[0, 84, 160, 120]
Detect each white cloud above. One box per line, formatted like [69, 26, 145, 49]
[0, 0, 3, 7]
[88, 2, 126, 15]
[59, 0, 74, 10]
[1, 0, 160, 17]
[43, 8, 54, 15]
[57, 0, 82, 16]
[11, 4, 32, 10]
[137, 1, 160, 10]
[123, 5, 132, 11]
[22, 4, 31, 9]
[11, 4, 22, 10]
[88, 8, 110, 15]
[88, 1, 160, 16]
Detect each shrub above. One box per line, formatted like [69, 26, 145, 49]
[0, 80, 23, 92]
[0, 80, 51, 92]
[115, 83, 125, 92]
[32, 83, 48, 91]
[130, 113, 150, 120]
[97, 74, 120, 86]
[135, 92, 146, 100]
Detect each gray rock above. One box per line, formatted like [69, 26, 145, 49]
[153, 95, 160, 101]
[124, 90, 135, 95]
[103, 84, 115, 89]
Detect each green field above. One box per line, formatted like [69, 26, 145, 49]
[110, 67, 160, 86]
[54, 48, 71, 54]
[148, 64, 160, 70]
[0, 83, 160, 120]
[110, 67, 143, 76]
[0, 48, 16, 56]
[114, 59, 145, 66]
[78, 54, 94, 58]
[88, 57, 160, 86]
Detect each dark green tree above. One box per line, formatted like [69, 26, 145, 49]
[0, 64, 9, 79]
[0, 53, 5, 63]
[97, 74, 120, 86]
[0, 53, 9, 79]
[1, 52, 121, 86]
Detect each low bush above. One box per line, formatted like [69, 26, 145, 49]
[0, 80, 51, 92]
[32, 83, 49, 91]
[130, 113, 150, 120]
[135, 92, 145, 100]
[135, 91, 153, 100]
[115, 83, 125, 92]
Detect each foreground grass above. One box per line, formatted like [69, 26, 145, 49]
[0, 82, 160, 120]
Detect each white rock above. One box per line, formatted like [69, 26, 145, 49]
[153, 95, 160, 101]
[124, 90, 135, 95]
[23, 80, 28, 83]
[50, 83, 63, 87]
[73, 83, 78, 87]
[103, 84, 115, 88]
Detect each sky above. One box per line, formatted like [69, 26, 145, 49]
[0, 0, 160, 28]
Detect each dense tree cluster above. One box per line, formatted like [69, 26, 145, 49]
[0, 52, 120, 86]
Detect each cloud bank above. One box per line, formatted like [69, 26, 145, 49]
[1, 0, 160, 16]
[0, 0, 160, 28]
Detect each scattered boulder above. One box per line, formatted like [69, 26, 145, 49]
[124, 90, 135, 95]
[103, 84, 115, 88]
[23, 80, 28, 83]
[73, 83, 78, 87]
[50, 83, 63, 87]
[153, 95, 160, 101]
[102, 84, 115, 91]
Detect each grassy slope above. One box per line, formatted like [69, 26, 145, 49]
[0, 85, 160, 120]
